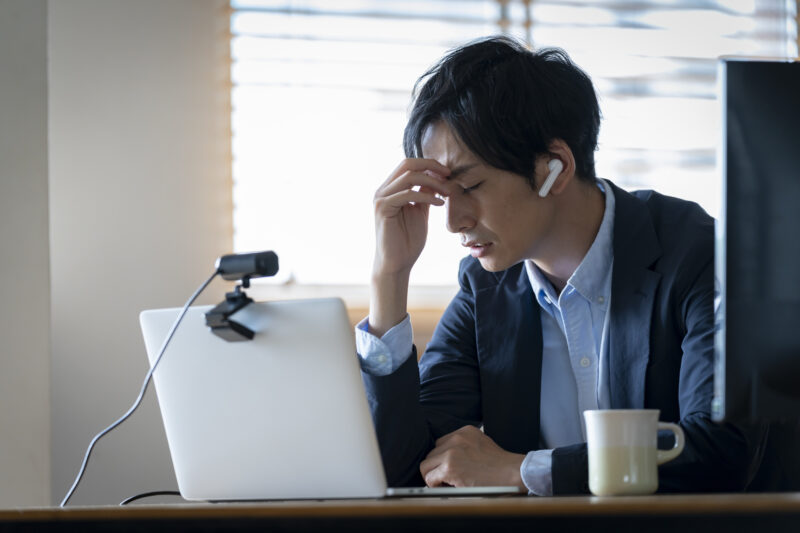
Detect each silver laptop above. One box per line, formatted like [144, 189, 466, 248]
[140, 298, 519, 500]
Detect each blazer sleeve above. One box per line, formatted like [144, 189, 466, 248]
[361, 259, 483, 486]
[656, 254, 767, 492]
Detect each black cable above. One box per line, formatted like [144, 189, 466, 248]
[119, 490, 183, 506]
[60, 269, 220, 508]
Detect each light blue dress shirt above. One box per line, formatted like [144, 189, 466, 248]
[356, 180, 616, 496]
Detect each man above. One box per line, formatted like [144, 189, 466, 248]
[356, 36, 763, 495]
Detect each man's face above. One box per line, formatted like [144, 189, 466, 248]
[421, 122, 556, 272]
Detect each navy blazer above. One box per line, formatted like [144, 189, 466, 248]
[362, 181, 766, 493]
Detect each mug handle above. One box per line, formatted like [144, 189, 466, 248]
[656, 422, 685, 465]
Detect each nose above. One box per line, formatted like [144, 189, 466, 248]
[445, 194, 476, 234]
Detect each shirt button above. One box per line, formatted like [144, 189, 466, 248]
[376, 354, 388, 364]
[580, 357, 591, 368]
[597, 296, 605, 304]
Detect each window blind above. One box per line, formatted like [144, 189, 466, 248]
[230, 0, 798, 287]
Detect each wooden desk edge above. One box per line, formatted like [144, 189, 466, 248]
[3, 493, 800, 522]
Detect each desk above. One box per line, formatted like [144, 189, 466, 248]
[2, 493, 800, 532]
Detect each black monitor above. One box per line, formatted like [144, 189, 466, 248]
[713, 57, 800, 423]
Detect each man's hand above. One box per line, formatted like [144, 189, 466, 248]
[372, 158, 451, 277]
[368, 158, 452, 336]
[419, 426, 527, 491]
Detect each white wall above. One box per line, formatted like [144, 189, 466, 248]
[46, 0, 232, 505]
[0, 0, 52, 508]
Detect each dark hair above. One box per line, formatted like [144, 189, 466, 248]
[403, 36, 601, 186]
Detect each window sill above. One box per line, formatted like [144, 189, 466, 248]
[243, 282, 458, 310]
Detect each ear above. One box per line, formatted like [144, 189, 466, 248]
[537, 139, 576, 197]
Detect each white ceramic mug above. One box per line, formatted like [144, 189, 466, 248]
[583, 409, 685, 496]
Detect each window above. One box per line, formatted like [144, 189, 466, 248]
[230, 0, 798, 297]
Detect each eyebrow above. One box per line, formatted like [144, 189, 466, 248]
[447, 164, 479, 180]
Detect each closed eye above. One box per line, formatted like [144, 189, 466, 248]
[463, 182, 483, 193]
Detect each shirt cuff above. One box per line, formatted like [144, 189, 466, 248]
[521, 449, 554, 496]
[355, 315, 414, 376]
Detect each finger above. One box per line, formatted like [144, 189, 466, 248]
[379, 170, 451, 199]
[381, 158, 451, 190]
[420, 456, 452, 488]
[422, 461, 460, 488]
[418, 184, 448, 201]
[375, 189, 444, 215]
[423, 465, 448, 488]
[419, 454, 440, 480]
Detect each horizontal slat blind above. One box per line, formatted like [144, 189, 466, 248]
[507, 0, 798, 219]
[231, 0, 500, 285]
[230, 0, 797, 286]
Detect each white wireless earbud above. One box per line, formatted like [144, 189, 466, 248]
[538, 159, 563, 198]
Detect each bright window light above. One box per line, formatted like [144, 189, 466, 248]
[230, 0, 798, 289]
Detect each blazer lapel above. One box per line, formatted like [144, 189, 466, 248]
[474, 264, 543, 453]
[607, 183, 662, 409]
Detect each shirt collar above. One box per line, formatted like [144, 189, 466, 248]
[526, 179, 616, 310]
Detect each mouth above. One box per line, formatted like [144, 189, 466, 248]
[462, 240, 493, 258]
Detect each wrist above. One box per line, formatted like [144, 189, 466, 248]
[368, 272, 410, 337]
[508, 453, 527, 492]
[371, 258, 412, 279]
